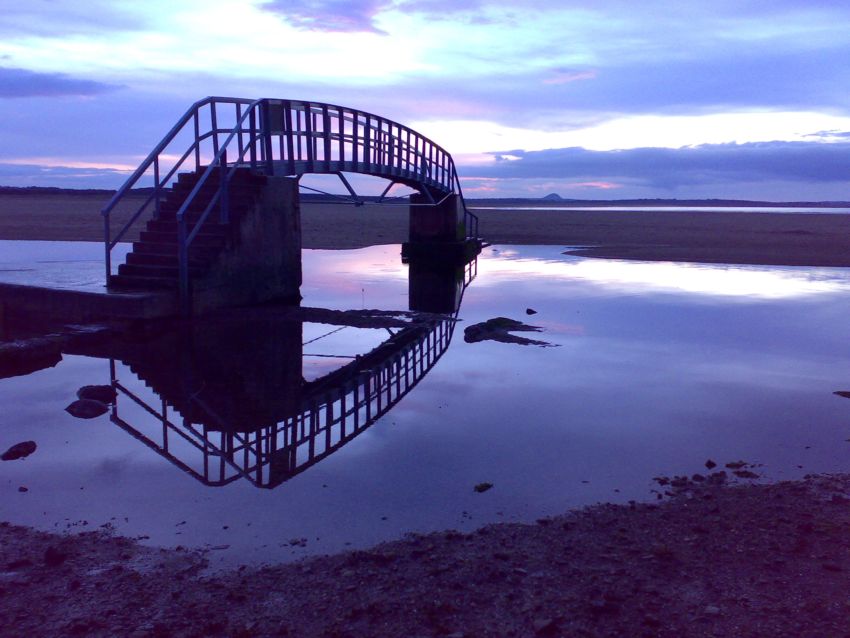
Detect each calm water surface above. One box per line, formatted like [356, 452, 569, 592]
[2, 244, 850, 566]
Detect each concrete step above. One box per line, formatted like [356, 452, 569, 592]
[118, 263, 207, 278]
[126, 252, 211, 268]
[139, 230, 227, 247]
[145, 220, 230, 235]
[154, 202, 253, 223]
[108, 274, 179, 290]
[131, 241, 219, 259]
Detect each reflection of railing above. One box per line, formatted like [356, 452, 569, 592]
[102, 96, 479, 306]
[107, 313, 458, 487]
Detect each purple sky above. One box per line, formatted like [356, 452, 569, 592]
[1, 0, 849, 199]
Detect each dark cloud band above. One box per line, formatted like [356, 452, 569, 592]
[469, 141, 850, 189]
[0, 67, 120, 99]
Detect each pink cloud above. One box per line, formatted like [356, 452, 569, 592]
[563, 181, 621, 190]
[542, 70, 597, 85]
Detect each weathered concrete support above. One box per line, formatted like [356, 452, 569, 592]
[192, 176, 302, 313]
[403, 193, 480, 264]
[408, 193, 464, 243]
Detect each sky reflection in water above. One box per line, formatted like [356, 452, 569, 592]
[2, 244, 850, 566]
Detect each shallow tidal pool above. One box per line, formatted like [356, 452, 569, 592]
[2, 243, 850, 567]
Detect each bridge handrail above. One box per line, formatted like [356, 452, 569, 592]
[101, 96, 256, 278]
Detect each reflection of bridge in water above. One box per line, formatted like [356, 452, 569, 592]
[85, 257, 476, 488]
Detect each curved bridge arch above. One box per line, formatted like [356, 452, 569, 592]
[260, 98, 457, 202]
[102, 96, 479, 285]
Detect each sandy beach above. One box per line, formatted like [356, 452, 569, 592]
[4, 192, 850, 266]
[4, 192, 850, 636]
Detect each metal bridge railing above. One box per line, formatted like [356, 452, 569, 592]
[102, 96, 480, 300]
[105, 313, 459, 488]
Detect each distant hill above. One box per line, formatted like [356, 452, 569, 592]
[1, 186, 849, 209]
[465, 197, 850, 208]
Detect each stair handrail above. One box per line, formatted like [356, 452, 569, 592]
[101, 96, 259, 281]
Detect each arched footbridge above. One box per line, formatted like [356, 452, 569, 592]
[102, 96, 480, 301]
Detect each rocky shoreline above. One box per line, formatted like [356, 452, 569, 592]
[3, 473, 850, 637]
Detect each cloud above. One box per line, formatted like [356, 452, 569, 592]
[0, 0, 146, 36]
[0, 67, 121, 99]
[260, 0, 393, 33]
[0, 162, 130, 189]
[468, 141, 850, 191]
[542, 69, 597, 85]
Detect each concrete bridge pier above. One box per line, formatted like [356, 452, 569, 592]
[402, 193, 480, 264]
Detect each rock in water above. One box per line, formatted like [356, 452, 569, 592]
[464, 317, 553, 346]
[1, 441, 37, 461]
[526, 308, 538, 315]
[65, 399, 108, 419]
[76, 385, 117, 403]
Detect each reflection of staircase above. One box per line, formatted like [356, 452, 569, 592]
[108, 168, 266, 290]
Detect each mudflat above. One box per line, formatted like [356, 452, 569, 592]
[3, 473, 850, 637]
[3, 192, 850, 266]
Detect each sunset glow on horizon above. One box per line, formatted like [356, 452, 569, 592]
[1, 0, 849, 199]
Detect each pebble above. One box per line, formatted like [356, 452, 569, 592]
[65, 399, 108, 419]
[44, 546, 68, 567]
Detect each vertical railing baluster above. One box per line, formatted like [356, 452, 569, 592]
[404, 128, 411, 174]
[211, 101, 219, 157]
[262, 100, 274, 175]
[103, 213, 111, 281]
[336, 108, 345, 170]
[365, 373, 372, 421]
[153, 157, 160, 220]
[305, 106, 315, 171]
[284, 102, 295, 174]
[388, 123, 396, 172]
[322, 104, 332, 171]
[312, 109, 319, 164]
[249, 108, 257, 169]
[364, 115, 372, 169]
[236, 103, 244, 160]
[396, 125, 404, 172]
[352, 111, 359, 166]
[193, 110, 200, 170]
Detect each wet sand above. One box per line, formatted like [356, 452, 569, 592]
[3, 473, 850, 637]
[3, 192, 850, 266]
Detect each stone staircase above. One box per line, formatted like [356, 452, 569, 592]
[108, 168, 267, 290]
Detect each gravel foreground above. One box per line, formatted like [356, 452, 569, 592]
[3, 473, 850, 637]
